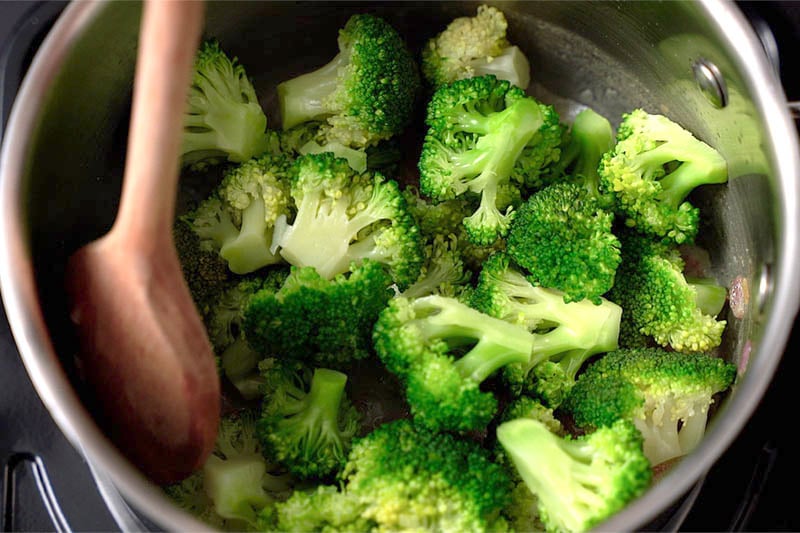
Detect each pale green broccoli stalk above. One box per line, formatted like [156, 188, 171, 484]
[497, 418, 652, 533]
[506, 182, 621, 304]
[199, 410, 293, 528]
[243, 260, 393, 368]
[470, 253, 621, 404]
[277, 14, 420, 148]
[278, 122, 368, 172]
[372, 294, 535, 431]
[274, 152, 424, 288]
[183, 153, 292, 275]
[598, 108, 728, 244]
[561, 348, 737, 466]
[607, 230, 727, 353]
[259, 419, 513, 532]
[400, 233, 472, 299]
[256, 363, 360, 479]
[421, 5, 531, 90]
[182, 40, 269, 167]
[418, 75, 545, 245]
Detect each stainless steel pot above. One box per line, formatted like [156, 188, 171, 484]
[1, 1, 798, 531]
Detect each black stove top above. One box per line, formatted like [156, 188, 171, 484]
[1, 2, 798, 532]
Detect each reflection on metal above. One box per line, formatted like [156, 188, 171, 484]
[2, 453, 71, 533]
[693, 58, 729, 108]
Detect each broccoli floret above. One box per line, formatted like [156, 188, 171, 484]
[277, 14, 420, 148]
[497, 418, 652, 533]
[607, 231, 727, 353]
[418, 75, 546, 245]
[421, 5, 531, 90]
[400, 234, 472, 299]
[262, 419, 513, 532]
[548, 107, 616, 204]
[257, 363, 360, 480]
[598, 108, 728, 244]
[471, 253, 621, 404]
[373, 295, 535, 431]
[274, 152, 424, 288]
[182, 40, 269, 167]
[184, 153, 292, 275]
[278, 122, 369, 173]
[173, 218, 231, 318]
[163, 471, 228, 530]
[511, 103, 565, 191]
[506, 182, 621, 304]
[197, 410, 293, 528]
[244, 260, 392, 368]
[561, 348, 736, 466]
[500, 396, 565, 436]
[402, 185, 472, 239]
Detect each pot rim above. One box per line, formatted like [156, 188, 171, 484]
[1, 1, 798, 531]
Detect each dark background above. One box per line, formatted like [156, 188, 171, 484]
[1, 1, 799, 531]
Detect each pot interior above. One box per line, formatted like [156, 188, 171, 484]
[9, 1, 792, 530]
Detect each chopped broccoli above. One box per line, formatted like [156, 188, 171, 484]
[561, 347, 737, 466]
[277, 14, 420, 148]
[197, 410, 293, 528]
[471, 253, 621, 403]
[511, 102, 565, 191]
[497, 417, 652, 533]
[273, 152, 424, 288]
[548, 107, 616, 204]
[418, 75, 545, 245]
[261, 419, 513, 532]
[184, 153, 292, 275]
[598, 108, 728, 244]
[257, 363, 360, 480]
[499, 396, 565, 436]
[278, 122, 369, 173]
[506, 182, 621, 304]
[421, 5, 531, 90]
[173, 218, 230, 318]
[402, 185, 472, 239]
[243, 260, 392, 368]
[400, 233, 472, 299]
[607, 230, 727, 353]
[373, 294, 535, 431]
[182, 40, 270, 167]
[163, 471, 228, 530]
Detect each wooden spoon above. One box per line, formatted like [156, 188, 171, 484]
[64, 0, 220, 484]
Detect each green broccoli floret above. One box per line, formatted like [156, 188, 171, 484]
[184, 153, 292, 275]
[244, 260, 392, 368]
[402, 185, 472, 239]
[511, 102, 565, 191]
[278, 122, 369, 173]
[257, 363, 360, 480]
[182, 40, 269, 167]
[598, 108, 728, 244]
[419, 75, 546, 245]
[421, 5, 531, 90]
[173, 218, 231, 318]
[196, 410, 293, 528]
[400, 234, 472, 299]
[163, 471, 228, 531]
[273, 152, 424, 288]
[497, 418, 652, 533]
[506, 182, 621, 304]
[470, 253, 621, 405]
[548, 107, 616, 204]
[261, 419, 513, 532]
[500, 396, 565, 436]
[561, 348, 736, 467]
[373, 294, 535, 431]
[607, 230, 727, 353]
[277, 14, 420, 148]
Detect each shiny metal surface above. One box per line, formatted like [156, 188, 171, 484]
[0, 1, 798, 531]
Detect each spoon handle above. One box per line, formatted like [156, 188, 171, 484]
[114, 0, 204, 252]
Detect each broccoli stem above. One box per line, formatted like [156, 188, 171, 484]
[278, 368, 348, 444]
[221, 337, 261, 381]
[219, 198, 280, 274]
[687, 277, 727, 317]
[278, 52, 348, 130]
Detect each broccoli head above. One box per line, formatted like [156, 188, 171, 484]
[400, 233, 473, 300]
[372, 294, 535, 431]
[561, 347, 737, 466]
[598, 108, 728, 244]
[471, 253, 621, 403]
[173, 218, 231, 318]
[421, 5, 531, 90]
[277, 14, 420, 148]
[257, 363, 360, 480]
[243, 259, 393, 368]
[184, 153, 292, 275]
[607, 230, 727, 353]
[497, 417, 652, 533]
[182, 40, 269, 167]
[506, 182, 621, 303]
[274, 152, 424, 288]
[418, 75, 545, 245]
